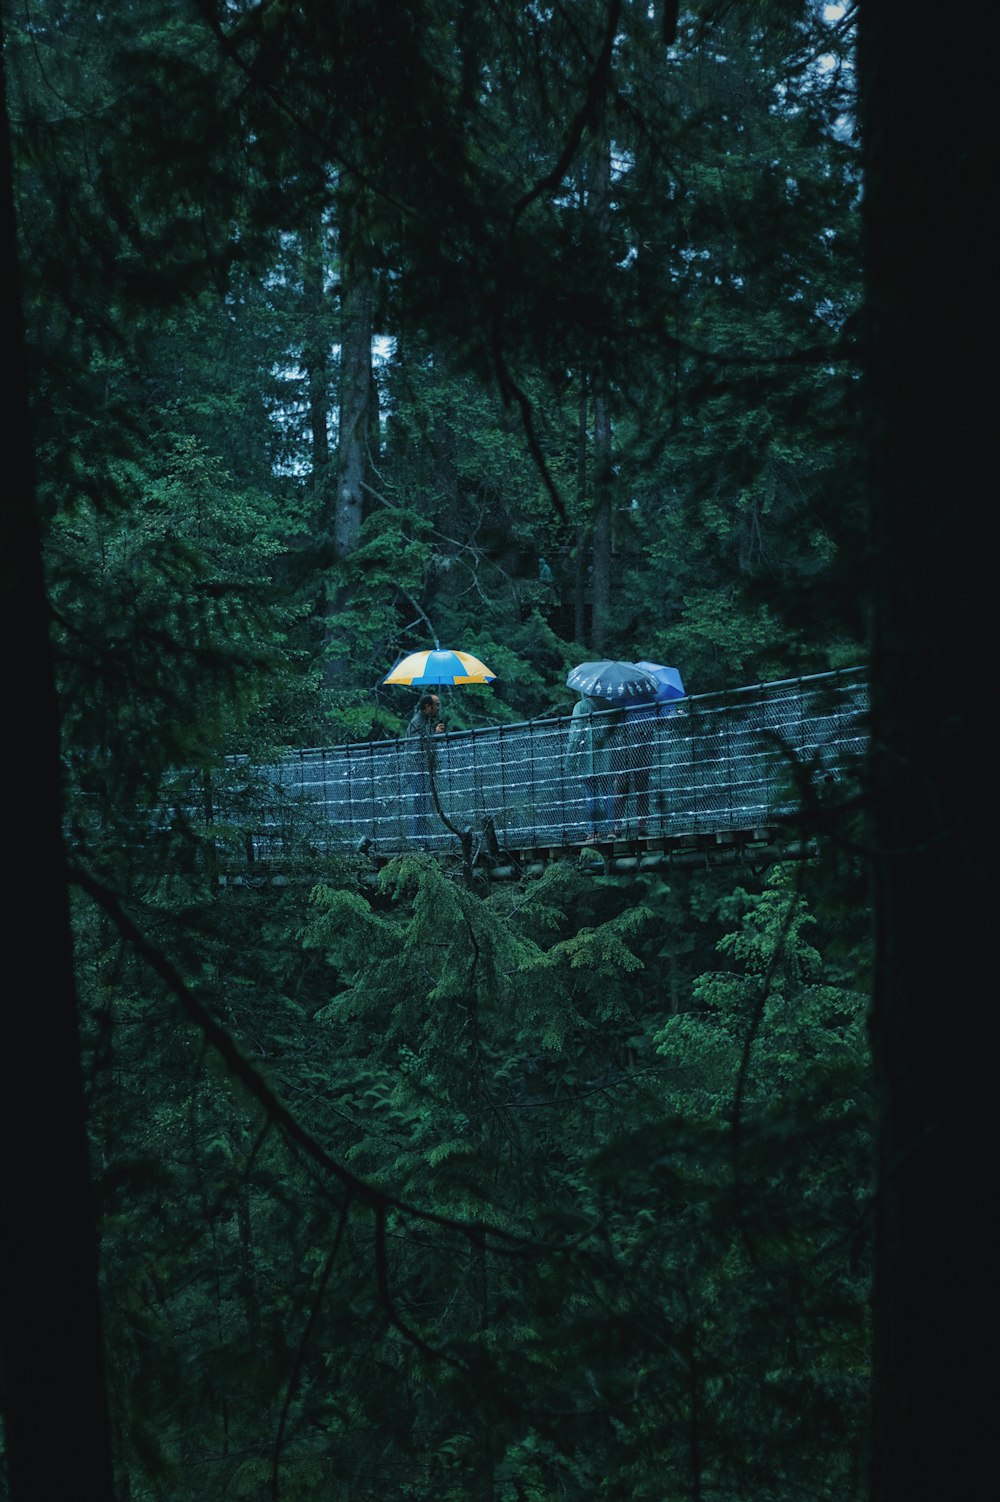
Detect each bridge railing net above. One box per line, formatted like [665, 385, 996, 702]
[246, 669, 868, 858]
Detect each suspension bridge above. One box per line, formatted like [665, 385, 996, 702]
[229, 667, 867, 881]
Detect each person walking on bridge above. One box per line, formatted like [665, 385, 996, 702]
[566, 693, 622, 841]
[611, 698, 658, 837]
[403, 692, 444, 845]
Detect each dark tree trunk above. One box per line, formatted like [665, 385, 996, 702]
[0, 19, 115, 1498]
[302, 216, 331, 498]
[859, 8, 990, 1499]
[574, 381, 589, 643]
[323, 179, 374, 684]
[332, 181, 373, 564]
[588, 142, 614, 654]
[591, 367, 613, 653]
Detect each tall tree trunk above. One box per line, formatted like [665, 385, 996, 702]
[574, 380, 589, 643]
[302, 215, 331, 509]
[859, 8, 990, 1500]
[332, 180, 373, 564]
[0, 20, 115, 1497]
[588, 141, 614, 654]
[323, 178, 374, 685]
[591, 364, 613, 653]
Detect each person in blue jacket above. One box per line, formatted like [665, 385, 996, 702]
[611, 697, 659, 836]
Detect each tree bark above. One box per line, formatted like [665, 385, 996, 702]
[859, 8, 991, 1499]
[0, 18, 115, 1497]
[591, 366, 613, 653]
[323, 178, 374, 684]
[574, 380, 589, 643]
[588, 141, 614, 654]
[332, 180, 373, 564]
[302, 215, 331, 494]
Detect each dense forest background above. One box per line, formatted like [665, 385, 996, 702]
[0, 3, 988, 1500]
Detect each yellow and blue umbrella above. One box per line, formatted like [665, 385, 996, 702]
[383, 648, 497, 687]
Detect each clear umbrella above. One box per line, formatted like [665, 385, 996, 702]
[566, 660, 659, 702]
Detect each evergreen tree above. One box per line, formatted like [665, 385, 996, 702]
[10, 2, 974, 1498]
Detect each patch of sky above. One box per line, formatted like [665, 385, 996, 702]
[610, 144, 634, 181]
[268, 336, 396, 477]
[374, 335, 396, 365]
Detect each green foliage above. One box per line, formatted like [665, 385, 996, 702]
[5, 1, 874, 1497]
[63, 835, 871, 1500]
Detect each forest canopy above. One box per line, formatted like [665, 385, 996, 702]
[1, 2, 987, 1500]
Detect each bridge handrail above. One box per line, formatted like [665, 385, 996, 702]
[223, 666, 868, 859]
[270, 664, 867, 762]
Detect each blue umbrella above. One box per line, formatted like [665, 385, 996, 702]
[634, 660, 686, 702]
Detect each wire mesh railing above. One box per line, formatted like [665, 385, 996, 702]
[236, 667, 868, 861]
